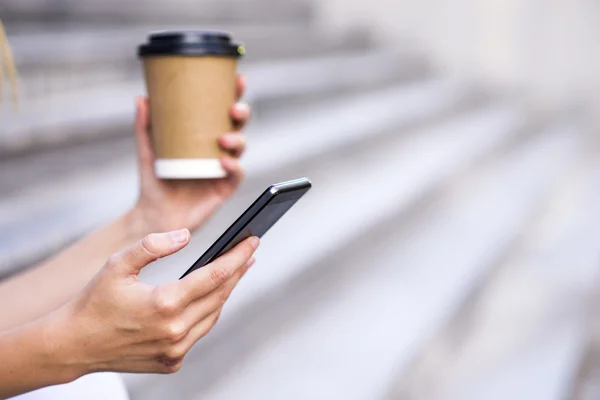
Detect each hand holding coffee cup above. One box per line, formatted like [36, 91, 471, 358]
[138, 30, 245, 179]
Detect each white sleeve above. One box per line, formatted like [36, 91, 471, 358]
[9, 372, 129, 400]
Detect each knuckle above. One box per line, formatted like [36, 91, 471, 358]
[140, 234, 161, 258]
[164, 345, 187, 361]
[106, 254, 121, 268]
[153, 290, 182, 316]
[156, 357, 183, 374]
[163, 321, 187, 342]
[166, 362, 183, 374]
[209, 266, 230, 286]
[218, 287, 229, 305]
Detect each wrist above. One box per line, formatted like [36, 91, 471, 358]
[0, 308, 88, 395]
[0, 317, 78, 397]
[38, 306, 90, 383]
[125, 204, 153, 241]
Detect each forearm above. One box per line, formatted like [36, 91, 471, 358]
[0, 207, 149, 331]
[0, 312, 81, 398]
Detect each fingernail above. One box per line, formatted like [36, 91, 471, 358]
[247, 258, 256, 268]
[220, 133, 234, 144]
[234, 102, 249, 115]
[171, 229, 189, 244]
[222, 157, 238, 170]
[250, 236, 260, 249]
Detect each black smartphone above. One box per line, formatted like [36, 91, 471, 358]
[180, 177, 312, 279]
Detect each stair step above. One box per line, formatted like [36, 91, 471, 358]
[448, 327, 585, 400]
[1, 49, 423, 156]
[0, 78, 459, 198]
[0, 0, 315, 26]
[9, 23, 373, 94]
[122, 100, 528, 399]
[0, 79, 467, 277]
[391, 154, 600, 400]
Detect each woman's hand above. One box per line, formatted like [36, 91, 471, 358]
[133, 75, 251, 234]
[49, 229, 258, 377]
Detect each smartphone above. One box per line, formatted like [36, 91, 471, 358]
[180, 177, 312, 279]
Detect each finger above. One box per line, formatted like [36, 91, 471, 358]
[220, 156, 244, 187]
[146, 262, 253, 370]
[158, 308, 221, 368]
[218, 134, 246, 157]
[110, 229, 191, 276]
[134, 96, 155, 171]
[179, 257, 254, 328]
[171, 258, 255, 354]
[154, 356, 184, 374]
[230, 102, 250, 130]
[235, 75, 247, 101]
[178, 236, 259, 303]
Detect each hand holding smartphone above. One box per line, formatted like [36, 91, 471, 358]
[180, 178, 311, 278]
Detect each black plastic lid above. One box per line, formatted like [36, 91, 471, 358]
[138, 30, 244, 58]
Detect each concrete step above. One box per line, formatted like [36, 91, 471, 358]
[0, 0, 315, 26]
[0, 77, 458, 197]
[245, 51, 428, 120]
[388, 139, 600, 400]
[8, 23, 374, 98]
[1, 49, 424, 156]
[0, 79, 469, 277]
[121, 99, 529, 399]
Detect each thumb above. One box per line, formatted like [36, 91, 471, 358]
[110, 229, 191, 276]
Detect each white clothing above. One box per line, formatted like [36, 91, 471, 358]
[10, 372, 129, 400]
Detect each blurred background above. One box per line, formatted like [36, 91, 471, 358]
[1, 0, 600, 399]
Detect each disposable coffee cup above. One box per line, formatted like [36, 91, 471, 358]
[138, 30, 245, 179]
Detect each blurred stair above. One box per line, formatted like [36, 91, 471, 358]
[387, 135, 600, 400]
[7, 24, 375, 100]
[0, 49, 427, 156]
[0, 0, 315, 27]
[1, 0, 391, 155]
